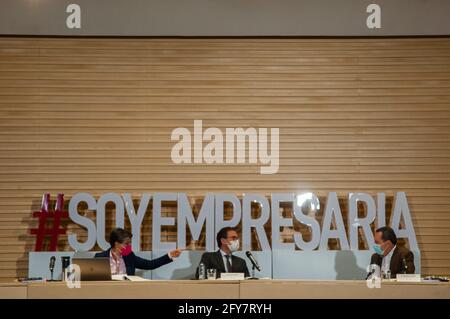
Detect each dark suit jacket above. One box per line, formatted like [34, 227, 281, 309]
[196, 250, 250, 279]
[370, 245, 415, 277]
[94, 248, 172, 275]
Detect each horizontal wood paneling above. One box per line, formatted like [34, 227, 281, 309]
[0, 37, 450, 279]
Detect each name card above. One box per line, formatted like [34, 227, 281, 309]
[396, 274, 421, 282]
[220, 273, 245, 280]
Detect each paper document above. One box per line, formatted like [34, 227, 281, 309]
[112, 275, 150, 281]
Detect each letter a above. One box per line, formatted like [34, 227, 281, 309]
[366, 4, 381, 29]
[66, 4, 81, 29]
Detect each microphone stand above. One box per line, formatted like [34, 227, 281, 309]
[245, 251, 261, 279]
[248, 264, 259, 280]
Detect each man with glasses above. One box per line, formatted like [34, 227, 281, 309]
[196, 227, 250, 279]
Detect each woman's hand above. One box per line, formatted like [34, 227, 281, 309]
[169, 248, 184, 258]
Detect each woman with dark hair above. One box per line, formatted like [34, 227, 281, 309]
[95, 228, 182, 275]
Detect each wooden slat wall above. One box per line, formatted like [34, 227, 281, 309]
[0, 37, 450, 280]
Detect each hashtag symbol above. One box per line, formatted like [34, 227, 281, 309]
[30, 193, 68, 251]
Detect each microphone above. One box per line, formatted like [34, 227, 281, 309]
[49, 256, 56, 281]
[402, 257, 408, 274]
[245, 251, 261, 272]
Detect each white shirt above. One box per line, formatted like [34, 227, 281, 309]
[220, 249, 232, 272]
[382, 245, 396, 272]
[109, 251, 127, 275]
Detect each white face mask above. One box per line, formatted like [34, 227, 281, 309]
[228, 239, 240, 252]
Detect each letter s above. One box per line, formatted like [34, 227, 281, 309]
[68, 193, 97, 251]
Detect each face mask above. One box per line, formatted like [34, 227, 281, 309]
[120, 244, 132, 256]
[373, 244, 384, 255]
[228, 239, 240, 252]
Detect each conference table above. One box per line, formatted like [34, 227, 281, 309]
[1, 280, 449, 299]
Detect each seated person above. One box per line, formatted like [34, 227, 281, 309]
[95, 227, 182, 275]
[369, 226, 415, 277]
[196, 227, 249, 279]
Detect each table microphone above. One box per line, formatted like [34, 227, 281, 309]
[49, 256, 56, 281]
[245, 251, 261, 272]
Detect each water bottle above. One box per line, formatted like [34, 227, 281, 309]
[61, 256, 71, 281]
[198, 262, 206, 280]
[386, 269, 391, 280]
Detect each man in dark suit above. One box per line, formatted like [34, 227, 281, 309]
[196, 227, 250, 279]
[95, 228, 183, 275]
[369, 226, 415, 278]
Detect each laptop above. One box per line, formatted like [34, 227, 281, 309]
[71, 257, 112, 281]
